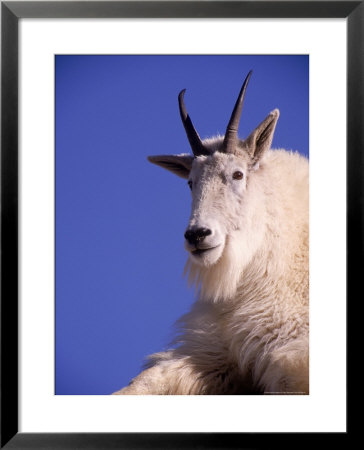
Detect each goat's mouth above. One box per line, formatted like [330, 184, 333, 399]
[187, 241, 224, 267]
[191, 245, 220, 256]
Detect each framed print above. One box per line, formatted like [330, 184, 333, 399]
[1, 0, 358, 448]
[54, 54, 309, 398]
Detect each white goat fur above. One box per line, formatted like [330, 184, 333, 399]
[114, 98, 309, 395]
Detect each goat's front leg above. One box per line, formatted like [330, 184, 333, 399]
[113, 351, 204, 395]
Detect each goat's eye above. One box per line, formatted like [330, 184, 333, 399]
[188, 180, 193, 190]
[232, 171, 244, 180]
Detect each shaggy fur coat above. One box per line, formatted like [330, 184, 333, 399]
[114, 148, 309, 395]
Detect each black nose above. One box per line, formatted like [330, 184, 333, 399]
[184, 227, 212, 246]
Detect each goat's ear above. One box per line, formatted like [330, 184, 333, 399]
[246, 109, 279, 169]
[147, 154, 193, 179]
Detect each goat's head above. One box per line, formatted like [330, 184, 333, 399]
[148, 72, 279, 268]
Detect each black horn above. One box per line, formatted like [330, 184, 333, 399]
[223, 70, 253, 154]
[178, 89, 210, 157]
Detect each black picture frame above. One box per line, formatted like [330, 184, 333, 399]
[1, 1, 358, 448]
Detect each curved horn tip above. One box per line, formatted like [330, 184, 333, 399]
[241, 70, 253, 86]
[178, 89, 188, 120]
[178, 89, 186, 99]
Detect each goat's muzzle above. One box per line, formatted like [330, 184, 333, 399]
[184, 227, 212, 247]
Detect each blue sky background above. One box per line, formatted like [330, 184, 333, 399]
[55, 55, 309, 394]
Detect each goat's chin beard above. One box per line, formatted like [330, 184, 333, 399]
[184, 237, 243, 303]
[188, 244, 224, 267]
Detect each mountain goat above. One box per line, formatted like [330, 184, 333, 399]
[114, 71, 309, 395]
